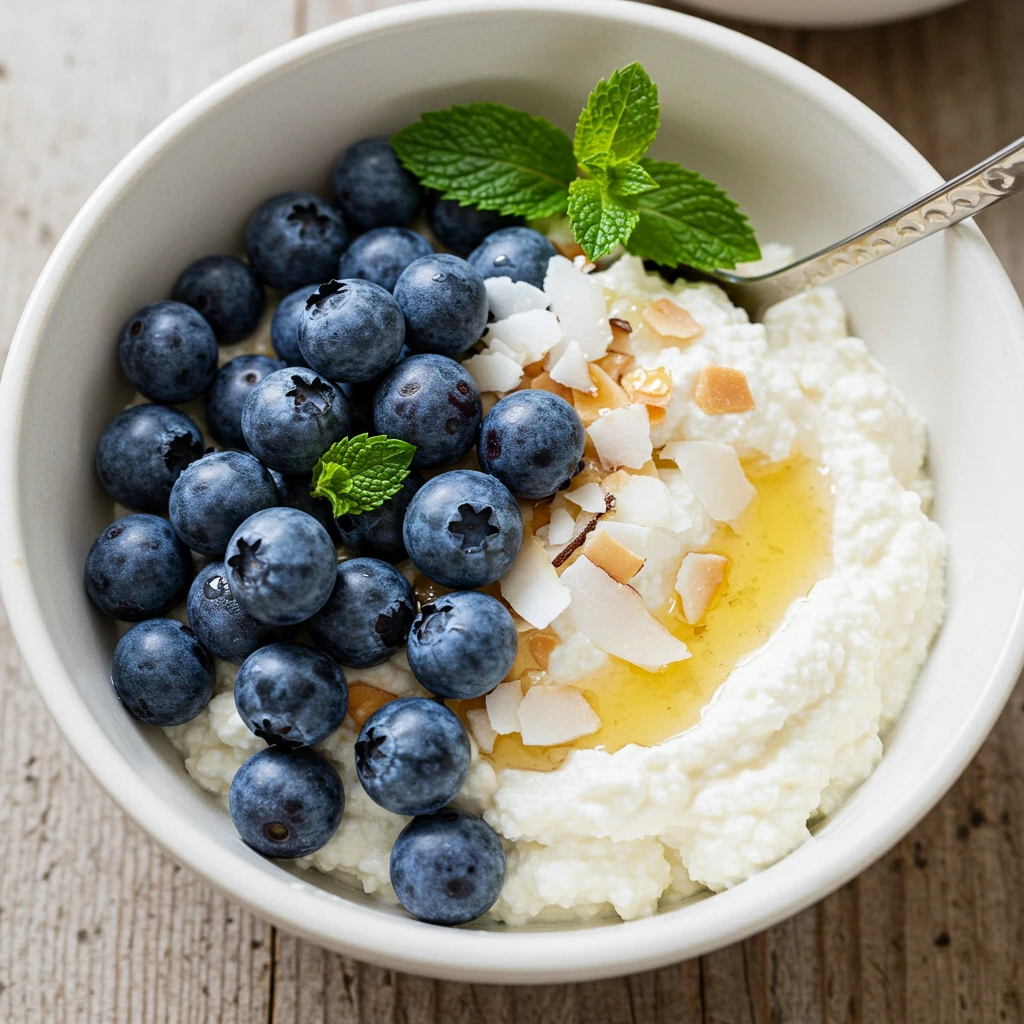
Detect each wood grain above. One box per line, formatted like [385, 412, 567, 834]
[1, 0, 1023, 1020]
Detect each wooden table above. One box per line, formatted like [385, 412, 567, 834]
[2, 0, 1022, 1019]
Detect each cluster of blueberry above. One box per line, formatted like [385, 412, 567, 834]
[82, 136, 588, 926]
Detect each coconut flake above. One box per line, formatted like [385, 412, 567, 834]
[517, 684, 601, 746]
[486, 679, 524, 735]
[499, 534, 571, 629]
[549, 340, 596, 393]
[462, 352, 524, 394]
[676, 552, 728, 624]
[543, 255, 612, 360]
[466, 708, 498, 754]
[564, 482, 607, 514]
[485, 277, 549, 320]
[486, 309, 564, 367]
[560, 556, 691, 671]
[661, 441, 756, 523]
[607, 475, 674, 531]
[547, 507, 576, 546]
[587, 404, 652, 470]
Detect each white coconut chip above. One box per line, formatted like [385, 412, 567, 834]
[564, 482, 608, 514]
[543, 255, 613, 360]
[484, 277, 549, 320]
[500, 534, 571, 629]
[485, 308, 563, 366]
[547, 507, 576, 546]
[676, 552, 728, 624]
[486, 679, 524, 735]
[560, 556, 691, 671]
[462, 351, 524, 394]
[587, 404, 652, 469]
[661, 441, 756, 523]
[466, 708, 498, 754]
[517, 684, 602, 746]
[608, 475, 674, 530]
[549, 340, 596, 393]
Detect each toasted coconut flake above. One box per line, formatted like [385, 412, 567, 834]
[572, 254, 597, 273]
[642, 298, 703, 342]
[554, 240, 587, 260]
[551, 492, 614, 568]
[466, 708, 497, 754]
[486, 679, 524, 735]
[600, 469, 633, 495]
[543, 255, 613, 360]
[572, 364, 630, 426]
[347, 683, 397, 728]
[548, 507, 576, 546]
[676, 552, 728, 624]
[565, 482, 608, 513]
[595, 352, 635, 381]
[584, 530, 645, 584]
[587, 404, 653, 470]
[560, 556, 690, 671]
[500, 534, 571, 628]
[517, 684, 601, 745]
[621, 366, 674, 408]
[528, 631, 560, 670]
[550, 340, 597, 393]
[484, 277, 549, 320]
[661, 441, 756, 523]
[463, 351, 523, 394]
[530, 371, 573, 402]
[693, 366, 756, 414]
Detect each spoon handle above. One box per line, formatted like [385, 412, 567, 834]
[733, 135, 1024, 316]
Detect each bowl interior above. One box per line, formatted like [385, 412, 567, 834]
[4, 0, 1024, 982]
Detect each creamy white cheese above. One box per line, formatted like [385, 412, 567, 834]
[165, 252, 947, 925]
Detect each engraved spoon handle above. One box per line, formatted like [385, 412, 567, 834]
[721, 135, 1024, 318]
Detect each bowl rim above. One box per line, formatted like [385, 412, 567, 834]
[4, 0, 1024, 984]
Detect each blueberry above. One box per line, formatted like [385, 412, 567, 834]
[355, 698, 470, 815]
[335, 471, 422, 561]
[372, 354, 481, 468]
[390, 809, 505, 925]
[298, 279, 405, 383]
[172, 255, 265, 344]
[430, 199, 521, 257]
[270, 284, 319, 366]
[241, 367, 351, 475]
[187, 562, 291, 664]
[85, 514, 191, 621]
[229, 747, 343, 859]
[477, 390, 586, 499]
[331, 137, 423, 231]
[394, 254, 488, 357]
[244, 192, 349, 292]
[169, 451, 279, 557]
[96, 403, 204, 513]
[205, 355, 284, 449]
[467, 227, 557, 290]
[407, 591, 518, 700]
[117, 300, 219, 404]
[225, 507, 337, 626]
[111, 619, 214, 726]
[403, 470, 522, 589]
[336, 226, 433, 292]
[268, 469, 341, 543]
[235, 643, 348, 749]
[309, 558, 415, 668]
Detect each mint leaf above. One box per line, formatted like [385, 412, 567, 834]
[626, 159, 761, 272]
[311, 434, 416, 518]
[574, 62, 660, 167]
[608, 161, 659, 197]
[568, 178, 638, 261]
[392, 103, 576, 219]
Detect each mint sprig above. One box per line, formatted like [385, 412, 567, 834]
[392, 63, 759, 269]
[311, 434, 415, 518]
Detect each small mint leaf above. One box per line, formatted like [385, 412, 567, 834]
[392, 103, 576, 220]
[574, 62, 660, 167]
[311, 433, 416, 518]
[626, 158, 761, 272]
[567, 178, 639, 262]
[608, 161, 659, 197]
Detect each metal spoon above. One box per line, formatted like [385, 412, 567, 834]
[702, 135, 1024, 320]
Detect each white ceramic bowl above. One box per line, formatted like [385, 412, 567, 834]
[3, 0, 1024, 985]
[680, 0, 963, 29]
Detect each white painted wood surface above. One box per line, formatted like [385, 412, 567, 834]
[1, 0, 1021, 1019]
